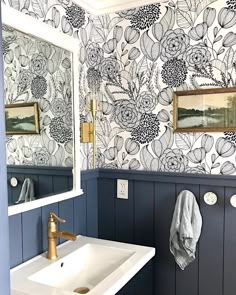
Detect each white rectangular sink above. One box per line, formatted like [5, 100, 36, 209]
[11, 236, 155, 295]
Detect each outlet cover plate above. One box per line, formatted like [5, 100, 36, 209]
[117, 179, 128, 199]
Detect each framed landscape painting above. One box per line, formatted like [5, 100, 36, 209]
[5, 102, 40, 135]
[173, 87, 236, 132]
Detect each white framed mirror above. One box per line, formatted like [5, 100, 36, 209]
[2, 4, 82, 216]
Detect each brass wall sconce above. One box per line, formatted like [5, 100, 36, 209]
[80, 98, 97, 169]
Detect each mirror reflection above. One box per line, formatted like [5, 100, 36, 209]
[3, 24, 74, 206]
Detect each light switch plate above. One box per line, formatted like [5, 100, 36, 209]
[117, 179, 128, 199]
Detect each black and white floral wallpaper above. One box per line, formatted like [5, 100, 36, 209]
[3, 25, 73, 166]
[3, 0, 236, 174]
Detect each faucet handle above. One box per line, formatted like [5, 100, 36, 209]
[49, 212, 66, 223]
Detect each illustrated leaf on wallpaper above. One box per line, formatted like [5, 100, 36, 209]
[93, 15, 111, 30]
[223, 48, 235, 70]
[9, 0, 20, 11]
[176, 9, 193, 28]
[140, 31, 160, 61]
[140, 145, 154, 170]
[108, 17, 123, 32]
[211, 59, 226, 74]
[54, 145, 65, 166]
[137, 56, 149, 75]
[29, 136, 41, 148]
[17, 136, 25, 150]
[196, 0, 217, 18]
[48, 48, 63, 74]
[22, 0, 30, 10]
[80, 28, 88, 46]
[151, 127, 174, 157]
[48, 140, 56, 155]
[175, 133, 192, 150]
[92, 25, 106, 43]
[31, 0, 46, 18]
[129, 60, 138, 80]
[160, 7, 175, 34]
[52, 7, 60, 28]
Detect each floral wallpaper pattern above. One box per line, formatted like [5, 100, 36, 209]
[3, 0, 236, 175]
[3, 25, 73, 166]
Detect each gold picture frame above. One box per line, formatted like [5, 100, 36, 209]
[173, 87, 236, 132]
[5, 102, 40, 135]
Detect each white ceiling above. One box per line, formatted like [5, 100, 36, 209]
[76, 0, 167, 15]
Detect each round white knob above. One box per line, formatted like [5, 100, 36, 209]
[230, 195, 236, 208]
[203, 192, 217, 205]
[10, 177, 18, 187]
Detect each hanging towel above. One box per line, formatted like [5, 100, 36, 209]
[169, 190, 202, 270]
[15, 178, 35, 204]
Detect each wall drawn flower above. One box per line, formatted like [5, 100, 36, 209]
[30, 53, 47, 76]
[86, 42, 104, 68]
[99, 57, 120, 81]
[3, 40, 10, 56]
[136, 92, 157, 113]
[160, 29, 190, 62]
[184, 44, 211, 71]
[160, 149, 189, 173]
[50, 98, 67, 116]
[130, 4, 161, 30]
[31, 76, 47, 99]
[131, 113, 160, 144]
[227, 0, 236, 10]
[18, 69, 32, 91]
[113, 100, 141, 131]
[161, 58, 188, 87]
[87, 67, 102, 92]
[224, 131, 236, 144]
[33, 147, 50, 166]
[66, 4, 85, 29]
[49, 117, 73, 144]
[117, 8, 139, 19]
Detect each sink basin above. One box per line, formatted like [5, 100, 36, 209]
[29, 244, 135, 292]
[11, 236, 155, 295]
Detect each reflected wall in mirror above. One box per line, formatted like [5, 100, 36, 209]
[3, 5, 82, 214]
[4, 24, 74, 205]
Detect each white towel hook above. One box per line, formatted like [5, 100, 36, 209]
[10, 177, 18, 187]
[203, 192, 217, 205]
[230, 195, 236, 208]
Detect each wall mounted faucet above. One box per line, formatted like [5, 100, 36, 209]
[47, 212, 77, 260]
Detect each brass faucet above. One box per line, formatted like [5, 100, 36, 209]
[47, 212, 77, 260]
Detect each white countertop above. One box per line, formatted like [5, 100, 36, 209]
[11, 236, 155, 295]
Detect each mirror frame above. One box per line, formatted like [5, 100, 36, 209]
[2, 4, 83, 216]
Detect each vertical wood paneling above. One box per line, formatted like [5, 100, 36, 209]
[87, 178, 98, 238]
[53, 175, 69, 194]
[38, 175, 53, 197]
[224, 187, 236, 295]
[134, 180, 154, 247]
[22, 208, 42, 261]
[155, 182, 176, 295]
[73, 181, 87, 235]
[199, 185, 224, 295]
[175, 183, 200, 295]
[9, 214, 22, 268]
[115, 180, 134, 244]
[98, 178, 115, 240]
[133, 261, 154, 295]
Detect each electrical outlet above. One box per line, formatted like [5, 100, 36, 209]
[117, 179, 128, 199]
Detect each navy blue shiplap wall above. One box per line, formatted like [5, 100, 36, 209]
[98, 169, 236, 295]
[9, 169, 236, 295]
[7, 166, 73, 205]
